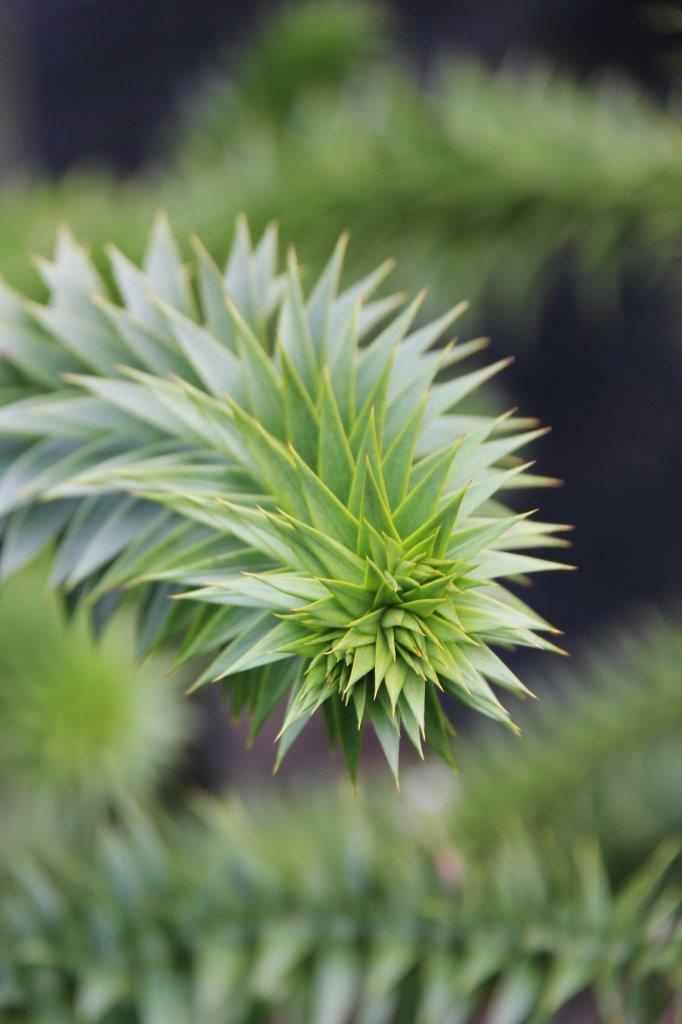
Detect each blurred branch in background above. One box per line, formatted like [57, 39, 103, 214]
[176, 58, 682, 320]
[3, 605, 682, 1019]
[2, 6, 682, 319]
[454, 610, 682, 881]
[0, 566, 190, 849]
[13, 0, 682, 178]
[2, 813, 679, 1021]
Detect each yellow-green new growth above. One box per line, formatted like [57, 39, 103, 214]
[0, 215, 569, 780]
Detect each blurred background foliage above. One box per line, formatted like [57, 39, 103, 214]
[1, 1, 682, 1019]
[0, 563, 189, 849]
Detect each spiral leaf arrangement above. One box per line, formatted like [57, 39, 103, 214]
[0, 216, 568, 778]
